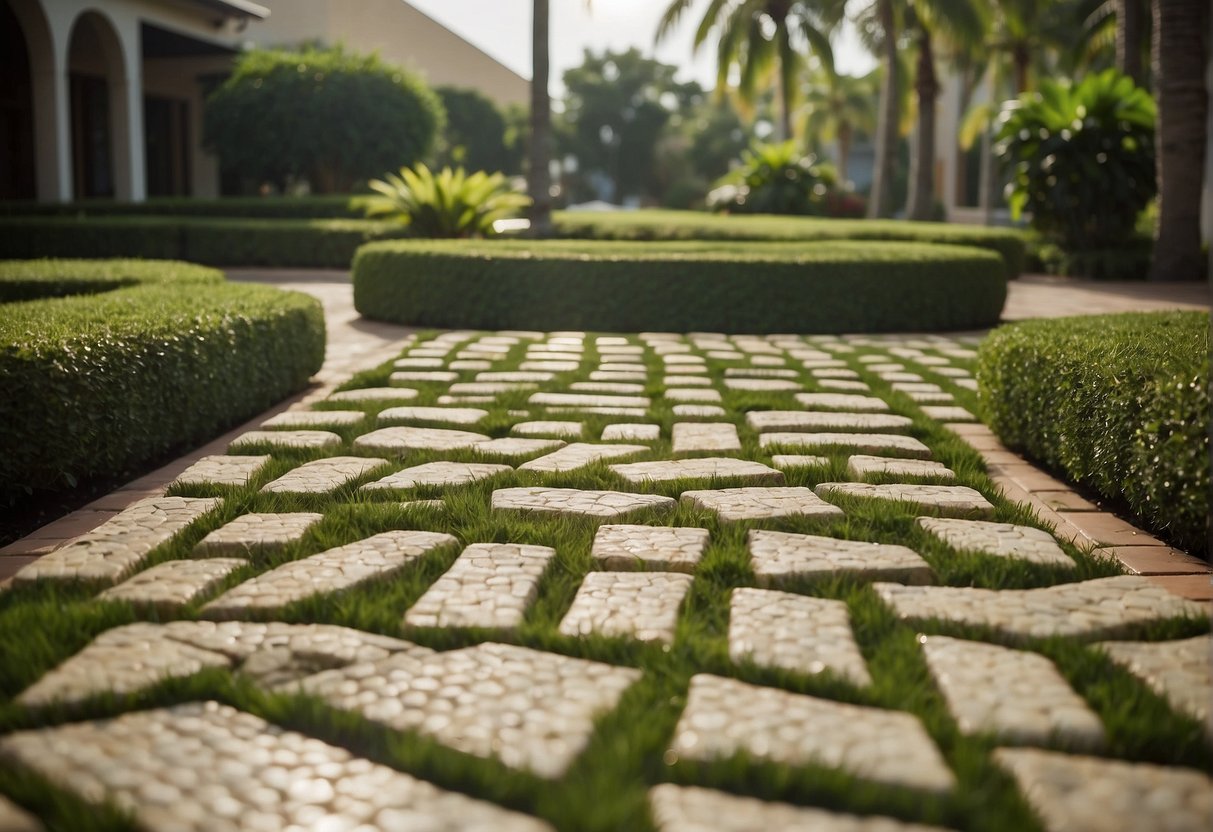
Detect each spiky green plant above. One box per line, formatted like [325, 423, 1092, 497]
[364, 164, 532, 238]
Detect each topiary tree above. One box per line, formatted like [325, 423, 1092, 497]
[434, 87, 519, 174]
[204, 45, 444, 194]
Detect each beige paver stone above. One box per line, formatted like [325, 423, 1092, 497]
[193, 512, 322, 556]
[591, 524, 710, 572]
[954, 378, 978, 391]
[518, 442, 648, 473]
[917, 517, 1073, 567]
[547, 405, 649, 417]
[762, 433, 933, 458]
[478, 371, 557, 382]
[473, 437, 566, 459]
[771, 454, 830, 470]
[813, 368, 860, 379]
[672, 404, 727, 417]
[671, 674, 955, 793]
[748, 529, 932, 585]
[795, 393, 890, 411]
[362, 461, 513, 490]
[14, 496, 222, 586]
[405, 543, 555, 630]
[448, 359, 493, 370]
[438, 394, 501, 405]
[301, 642, 641, 777]
[671, 422, 741, 453]
[511, 420, 584, 438]
[611, 457, 783, 485]
[663, 354, 705, 365]
[520, 360, 580, 372]
[171, 455, 270, 488]
[378, 406, 488, 425]
[602, 423, 661, 441]
[0, 795, 41, 832]
[390, 370, 459, 383]
[664, 375, 712, 386]
[449, 381, 537, 395]
[665, 388, 723, 403]
[723, 378, 802, 392]
[353, 426, 490, 453]
[820, 379, 872, 391]
[648, 784, 954, 832]
[591, 370, 648, 382]
[994, 747, 1213, 832]
[1099, 635, 1211, 730]
[746, 411, 912, 432]
[892, 382, 944, 393]
[573, 381, 646, 393]
[921, 405, 976, 421]
[0, 702, 551, 832]
[874, 575, 1209, 642]
[817, 483, 994, 517]
[492, 487, 676, 519]
[920, 635, 1104, 747]
[260, 456, 387, 494]
[682, 487, 844, 522]
[98, 558, 244, 611]
[559, 571, 694, 643]
[261, 409, 366, 428]
[848, 455, 955, 480]
[730, 587, 872, 685]
[726, 368, 799, 378]
[229, 430, 341, 450]
[530, 391, 651, 409]
[326, 386, 419, 403]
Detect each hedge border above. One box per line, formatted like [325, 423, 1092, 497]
[352, 239, 1007, 334]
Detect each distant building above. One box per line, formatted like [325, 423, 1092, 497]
[0, 0, 528, 202]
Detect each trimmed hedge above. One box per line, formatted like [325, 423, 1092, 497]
[551, 209, 1027, 277]
[0, 217, 406, 267]
[977, 312, 1210, 556]
[352, 239, 1007, 333]
[0, 259, 325, 503]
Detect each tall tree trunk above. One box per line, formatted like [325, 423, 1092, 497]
[906, 26, 939, 221]
[867, 0, 899, 218]
[1117, 0, 1145, 85]
[838, 122, 852, 183]
[528, 0, 552, 237]
[1012, 43, 1029, 94]
[1150, 0, 1209, 281]
[778, 63, 793, 142]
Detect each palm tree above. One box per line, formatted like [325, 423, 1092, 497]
[850, 0, 901, 217]
[1115, 0, 1145, 83]
[656, 1, 839, 142]
[1149, 0, 1209, 281]
[799, 66, 877, 182]
[528, 0, 552, 236]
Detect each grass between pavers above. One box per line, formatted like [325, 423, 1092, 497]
[0, 333, 1208, 832]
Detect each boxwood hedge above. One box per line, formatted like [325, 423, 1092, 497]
[0, 260, 325, 503]
[352, 239, 1007, 333]
[977, 311, 1210, 556]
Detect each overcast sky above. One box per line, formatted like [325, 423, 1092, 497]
[406, 0, 876, 94]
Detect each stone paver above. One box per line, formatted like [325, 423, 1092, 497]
[301, 642, 642, 778]
[573, 382, 646, 393]
[234, 430, 350, 451]
[362, 461, 513, 490]
[511, 420, 584, 438]
[602, 423, 661, 441]
[261, 409, 365, 428]
[771, 454, 830, 470]
[672, 404, 727, 417]
[611, 457, 783, 485]
[0, 701, 551, 832]
[530, 392, 651, 409]
[921, 405, 976, 421]
[390, 370, 459, 383]
[171, 454, 271, 488]
[919, 635, 1104, 747]
[326, 386, 419, 403]
[204, 530, 456, 618]
[492, 487, 676, 519]
[730, 587, 872, 686]
[260, 456, 387, 494]
[723, 378, 802, 392]
[518, 442, 649, 473]
[648, 785, 953, 832]
[664, 375, 711, 386]
[816, 483, 995, 517]
[558, 571, 694, 643]
[472, 437, 566, 459]
[848, 455, 955, 480]
[478, 371, 556, 383]
[994, 747, 1213, 832]
[448, 381, 538, 395]
[747, 411, 913, 432]
[670, 674, 955, 793]
[874, 576, 1209, 641]
[591, 524, 710, 572]
[193, 512, 323, 556]
[353, 426, 490, 453]
[682, 487, 844, 522]
[672, 422, 741, 453]
[378, 406, 489, 425]
[98, 558, 244, 611]
[404, 543, 555, 630]
[762, 432, 933, 458]
[748, 529, 932, 585]
[1098, 636, 1211, 730]
[917, 517, 1073, 567]
[0, 796, 41, 832]
[13, 496, 222, 586]
[795, 393, 890, 411]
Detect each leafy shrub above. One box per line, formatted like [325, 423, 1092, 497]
[996, 70, 1156, 268]
[364, 164, 531, 238]
[204, 45, 444, 193]
[0, 260, 325, 504]
[978, 312, 1209, 555]
[434, 87, 519, 174]
[353, 239, 1006, 333]
[708, 141, 841, 216]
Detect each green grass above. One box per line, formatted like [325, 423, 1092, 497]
[0, 331, 1207, 832]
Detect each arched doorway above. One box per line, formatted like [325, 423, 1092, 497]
[0, 0, 37, 199]
[67, 10, 126, 199]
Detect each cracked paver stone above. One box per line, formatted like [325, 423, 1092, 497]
[204, 530, 457, 618]
[748, 529, 933, 586]
[816, 483, 994, 517]
[795, 393, 891, 411]
[229, 430, 341, 450]
[672, 422, 741, 453]
[193, 512, 323, 556]
[761, 433, 933, 458]
[558, 571, 694, 643]
[492, 487, 676, 519]
[260, 456, 387, 494]
[919, 635, 1104, 748]
[511, 420, 584, 438]
[602, 423, 661, 441]
[98, 558, 244, 612]
[260, 409, 366, 428]
[404, 543, 555, 630]
[916, 517, 1073, 567]
[611, 457, 784, 485]
[994, 747, 1213, 832]
[378, 406, 489, 425]
[730, 587, 872, 686]
[300, 642, 642, 778]
[771, 454, 830, 470]
[591, 524, 711, 572]
[746, 411, 913, 432]
[1099, 635, 1211, 731]
[0, 701, 552, 832]
[648, 784, 955, 832]
[848, 455, 955, 480]
[325, 386, 419, 403]
[518, 442, 649, 473]
[670, 674, 955, 793]
[874, 576, 1209, 642]
[171, 454, 271, 488]
[13, 496, 221, 586]
[681, 487, 844, 522]
[353, 426, 490, 454]
[362, 461, 513, 490]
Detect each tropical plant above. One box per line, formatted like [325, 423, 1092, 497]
[799, 66, 877, 182]
[364, 165, 531, 238]
[995, 69, 1156, 261]
[707, 140, 840, 214]
[847, 0, 901, 217]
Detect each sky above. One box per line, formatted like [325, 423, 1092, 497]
[406, 0, 876, 94]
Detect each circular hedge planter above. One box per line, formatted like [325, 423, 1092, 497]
[352, 239, 1007, 334]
